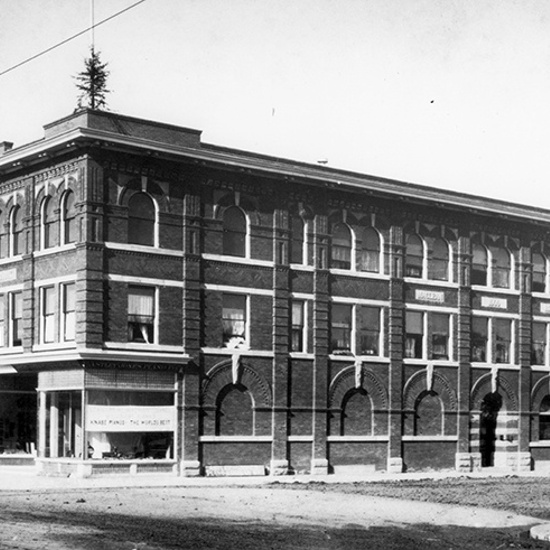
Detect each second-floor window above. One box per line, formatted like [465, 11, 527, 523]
[331, 303, 352, 354]
[358, 306, 381, 355]
[405, 311, 424, 358]
[291, 300, 306, 352]
[532, 321, 547, 365]
[128, 286, 155, 344]
[222, 294, 247, 348]
[431, 313, 450, 360]
[41, 286, 56, 344]
[9, 292, 22, 347]
[471, 316, 514, 364]
[62, 283, 76, 342]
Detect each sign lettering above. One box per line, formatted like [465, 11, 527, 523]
[415, 289, 444, 304]
[481, 296, 507, 309]
[85, 405, 175, 432]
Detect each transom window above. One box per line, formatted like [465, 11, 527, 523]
[222, 206, 247, 257]
[128, 193, 156, 246]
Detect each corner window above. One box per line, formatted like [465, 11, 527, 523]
[42, 197, 56, 249]
[128, 286, 155, 344]
[331, 304, 352, 354]
[128, 193, 155, 246]
[41, 286, 56, 344]
[331, 224, 352, 270]
[358, 227, 381, 273]
[471, 244, 488, 286]
[533, 252, 547, 293]
[222, 206, 247, 257]
[63, 191, 76, 244]
[405, 234, 424, 278]
[358, 306, 381, 355]
[532, 322, 547, 365]
[431, 313, 450, 360]
[429, 238, 450, 281]
[404, 311, 424, 358]
[9, 292, 22, 347]
[291, 300, 306, 352]
[471, 316, 488, 362]
[222, 294, 247, 348]
[62, 283, 76, 342]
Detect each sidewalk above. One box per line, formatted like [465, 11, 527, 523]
[0, 464, 544, 492]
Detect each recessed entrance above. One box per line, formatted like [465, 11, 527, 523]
[479, 392, 502, 467]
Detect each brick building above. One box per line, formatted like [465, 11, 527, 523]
[0, 109, 549, 476]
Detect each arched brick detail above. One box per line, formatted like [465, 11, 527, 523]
[403, 370, 457, 411]
[328, 366, 387, 410]
[470, 372, 518, 411]
[201, 361, 272, 408]
[532, 375, 550, 412]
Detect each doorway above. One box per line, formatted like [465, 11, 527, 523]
[479, 392, 502, 467]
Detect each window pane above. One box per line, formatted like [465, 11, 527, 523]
[223, 207, 246, 257]
[11, 292, 22, 347]
[64, 191, 76, 244]
[331, 304, 352, 353]
[405, 311, 423, 358]
[492, 247, 511, 288]
[128, 286, 155, 344]
[359, 306, 380, 355]
[405, 234, 423, 278]
[532, 322, 546, 365]
[290, 216, 304, 264]
[128, 193, 155, 246]
[331, 224, 352, 270]
[222, 294, 246, 347]
[540, 396, 550, 440]
[358, 227, 380, 273]
[471, 316, 488, 362]
[291, 301, 304, 352]
[429, 238, 449, 281]
[471, 244, 488, 286]
[495, 318, 512, 363]
[533, 252, 546, 293]
[431, 313, 449, 360]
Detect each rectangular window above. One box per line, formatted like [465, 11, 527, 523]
[128, 286, 155, 344]
[331, 304, 352, 354]
[495, 318, 512, 364]
[222, 294, 247, 348]
[41, 286, 56, 344]
[0, 295, 4, 347]
[532, 322, 547, 365]
[291, 300, 305, 352]
[9, 292, 22, 347]
[405, 311, 424, 359]
[471, 316, 488, 362]
[431, 313, 450, 360]
[358, 306, 381, 356]
[62, 283, 76, 342]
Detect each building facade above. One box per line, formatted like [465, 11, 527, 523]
[0, 109, 549, 476]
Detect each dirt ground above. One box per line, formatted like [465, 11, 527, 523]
[0, 477, 549, 549]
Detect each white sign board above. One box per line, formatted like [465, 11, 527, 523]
[415, 289, 445, 304]
[481, 296, 507, 309]
[86, 405, 175, 432]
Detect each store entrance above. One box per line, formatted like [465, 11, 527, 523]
[46, 391, 83, 458]
[479, 392, 502, 467]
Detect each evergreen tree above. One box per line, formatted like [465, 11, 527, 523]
[75, 48, 110, 110]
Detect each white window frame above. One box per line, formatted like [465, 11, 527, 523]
[40, 286, 56, 344]
[222, 292, 249, 349]
[9, 291, 23, 347]
[357, 304, 384, 357]
[127, 285, 157, 345]
[290, 299, 307, 353]
[61, 282, 76, 342]
[471, 314, 516, 365]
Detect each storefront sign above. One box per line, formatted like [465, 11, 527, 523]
[415, 289, 444, 304]
[86, 405, 175, 432]
[481, 296, 507, 309]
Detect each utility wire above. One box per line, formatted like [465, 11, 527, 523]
[0, 0, 147, 78]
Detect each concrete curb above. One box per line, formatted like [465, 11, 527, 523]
[530, 524, 550, 542]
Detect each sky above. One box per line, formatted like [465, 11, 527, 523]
[1, 0, 550, 208]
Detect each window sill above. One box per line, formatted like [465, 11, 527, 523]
[471, 285, 519, 295]
[32, 342, 76, 352]
[402, 435, 458, 442]
[0, 255, 23, 266]
[33, 243, 76, 258]
[403, 277, 457, 288]
[531, 365, 550, 371]
[202, 253, 273, 268]
[199, 435, 272, 443]
[327, 435, 388, 442]
[329, 354, 389, 362]
[201, 347, 274, 357]
[470, 362, 518, 369]
[0, 346, 23, 355]
[104, 242, 182, 256]
[530, 441, 550, 448]
[289, 352, 314, 359]
[103, 342, 185, 353]
[329, 268, 389, 280]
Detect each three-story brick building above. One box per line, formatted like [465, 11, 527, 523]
[0, 109, 549, 476]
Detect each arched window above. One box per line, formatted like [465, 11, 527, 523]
[358, 227, 380, 273]
[429, 238, 449, 281]
[533, 252, 547, 293]
[0, 210, 5, 259]
[492, 246, 511, 288]
[222, 206, 246, 257]
[289, 215, 305, 264]
[415, 391, 443, 435]
[10, 206, 23, 256]
[62, 190, 76, 244]
[331, 223, 352, 270]
[215, 385, 253, 436]
[128, 193, 155, 246]
[405, 234, 424, 278]
[540, 396, 550, 440]
[42, 197, 56, 249]
[471, 244, 488, 286]
[341, 389, 372, 436]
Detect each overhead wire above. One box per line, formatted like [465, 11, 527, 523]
[0, 0, 147, 78]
